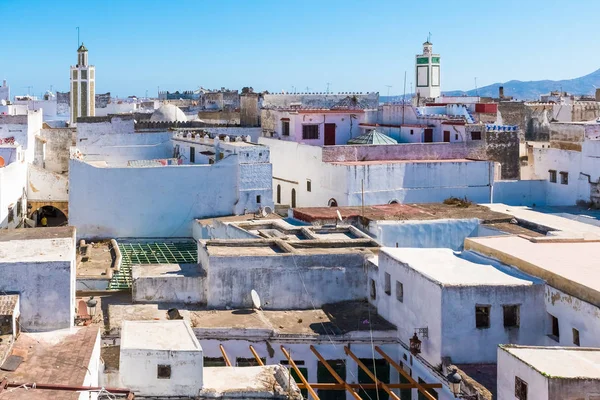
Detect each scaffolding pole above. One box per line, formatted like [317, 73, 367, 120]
[309, 345, 362, 400]
[344, 346, 401, 400]
[281, 346, 319, 400]
[220, 344, 232, 366]
[249, 345, 264, 366]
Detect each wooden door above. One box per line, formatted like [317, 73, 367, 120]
[443, 130, 450, 142]
[324, 123, 336, 145]
[424, 129, 433, 143]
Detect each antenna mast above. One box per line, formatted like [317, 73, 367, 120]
[76, 27, 80, 47]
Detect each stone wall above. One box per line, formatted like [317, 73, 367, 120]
[40, 128, 75, 173]
[240, 94, 260, 127]
[485, 130, 520, 179]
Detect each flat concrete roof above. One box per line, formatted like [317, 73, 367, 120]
[293, 203, 513, 224]
[121, 320, 201, 351]
[465, 235, 600, 306]
[382, 247, 538, 286]
[132, 263, 202, 278]
[501, 346, 600, 379]
[0, 227, 75, 263]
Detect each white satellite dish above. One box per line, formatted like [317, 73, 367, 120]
[251, 289, 261, 309]
[262, 206, 273, 217]
[336, 210, 343, 223]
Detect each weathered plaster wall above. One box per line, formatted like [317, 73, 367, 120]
[262, 92, 379, 109]
[369, 219, 480, 251]
[0, 110, 43, 163]
[132, 264, 206, 304]
[497, 348, 548, 400]
[0, 260, 74, 331]
[441, 282, 546, 363]
[78, 131, 173, 163]
[548, 378, 600, 400]
[40, 128, 75, 173]
[200, 249, 369, 309]
[492, 180, 547, 206]
[0, 161, 27, 228]
[369, 252, 443, 365]
[69, 154, 271, 238]
[27, 164, 68, 202]
[544, 285, 600, 348]
[120, 347, 203, 396]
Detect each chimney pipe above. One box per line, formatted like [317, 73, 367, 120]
[499, 86, 504, 99]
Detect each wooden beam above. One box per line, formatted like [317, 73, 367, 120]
[0, 378, 8, 394]
[281, 346, 319, 400]
[298, 383, 443, 390]
[309, 345, 362, 400]
[375, 346, 438, 400]
[220, 344, 232, 367]
[249, 345, 264, 366]
[344, 346, 400, 400]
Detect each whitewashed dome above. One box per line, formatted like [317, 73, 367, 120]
[150, 104, 187, 122]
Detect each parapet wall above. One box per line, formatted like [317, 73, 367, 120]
[321, 141, 487, 163]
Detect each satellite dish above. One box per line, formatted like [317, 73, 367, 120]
[262, 206, 273, 217]
[336, 210, 343, 223]
[251, 289, 261, 309]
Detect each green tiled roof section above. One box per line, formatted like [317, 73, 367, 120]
[108, 241, 198, 290]
[347, 130, 398, 145]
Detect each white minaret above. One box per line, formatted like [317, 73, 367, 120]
[415, 38, 441, 99]
[70, 43, 95, 125]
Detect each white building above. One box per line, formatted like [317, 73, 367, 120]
[498, 345, 600, 400]
[466, 235, 600, 349]
[415, 40, 441, 99]
[70, 43, 95, 126]
[369, 247, 545, 365]
[523, 121, 600, 206]
[0, 227, 76, 331]
[69, 115, 273, 238]
[260, 136, 498, 208]
[120, 320, 204, 397]
[13, 92, 59, 120]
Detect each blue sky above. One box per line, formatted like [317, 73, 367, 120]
[1, 0, 599, 97]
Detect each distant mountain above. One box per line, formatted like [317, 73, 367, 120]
[443, 68, 600, 101]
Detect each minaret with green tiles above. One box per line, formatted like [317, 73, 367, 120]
[70, 43, 95, 126]
[415, 39, 441, 99]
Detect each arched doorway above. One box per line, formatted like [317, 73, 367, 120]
[389, 200, 399, 204]
[34, 205, 68, 227]
[328, 198, 338, 207]
[276, 185, 281, 204]
[291, 189, 296, 208]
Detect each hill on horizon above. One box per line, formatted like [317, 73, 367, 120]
[442, 68, 600, 100]
[380, 68, 600, 102]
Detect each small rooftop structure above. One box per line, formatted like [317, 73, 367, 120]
[347, 129, 398, 145]
[121, 319, 200, 351]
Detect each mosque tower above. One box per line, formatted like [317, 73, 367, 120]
[415, 36, 441, 99]
[70, 43, 95, 125]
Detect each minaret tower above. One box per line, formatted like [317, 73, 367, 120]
[415, 35, 441, 99]
[70, 43, 95, 125]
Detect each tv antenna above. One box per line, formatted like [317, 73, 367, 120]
[385, 85, 392, 98]
[76, 27, 80, 47]
[475, 77, 479, 96]
[326, 82, 331, 94]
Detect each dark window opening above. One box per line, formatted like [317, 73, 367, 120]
[515, 376, 528, 400]
[281, 120, 290, 136]
[471, 131, 482, 140]
[410, 129, 414, 135]
[384, 273, 391, 295]
[302, 124, 319, 140]
[549, 313, 560, 341]
[503, 305, 520, 328]
[276, 185, 281, 204]
[307, 180, 311, 192]
[236, 357, 266, 367]
[358, 358, 390, 400]
[396, 281, 403, 302]
[256, 195, 261, 204]
[204, 357, 227, 367]
[16, 199, 22, 217]
[443, 130, 450, 142]
[317, 360, 345, 400]
[475, 305, 491, 329]
[549, 170, 557, 183]
[291, 189, 296, 208]
[455, 133, 458, 140]
[560, 171, 569, 185]
[7, 207, 14, 223]
[370, 279, 376, 300]
[190, 146, 195, 163]
[328, 198, 338, 207]
[573, 328, 580, 346]
[157, 364, 171, 379]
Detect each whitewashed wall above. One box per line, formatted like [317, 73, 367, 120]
[27, 164, 68, 202]
[0, 161, 27, 228]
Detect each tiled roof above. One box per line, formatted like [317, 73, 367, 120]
[347, 130, 397, 145]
